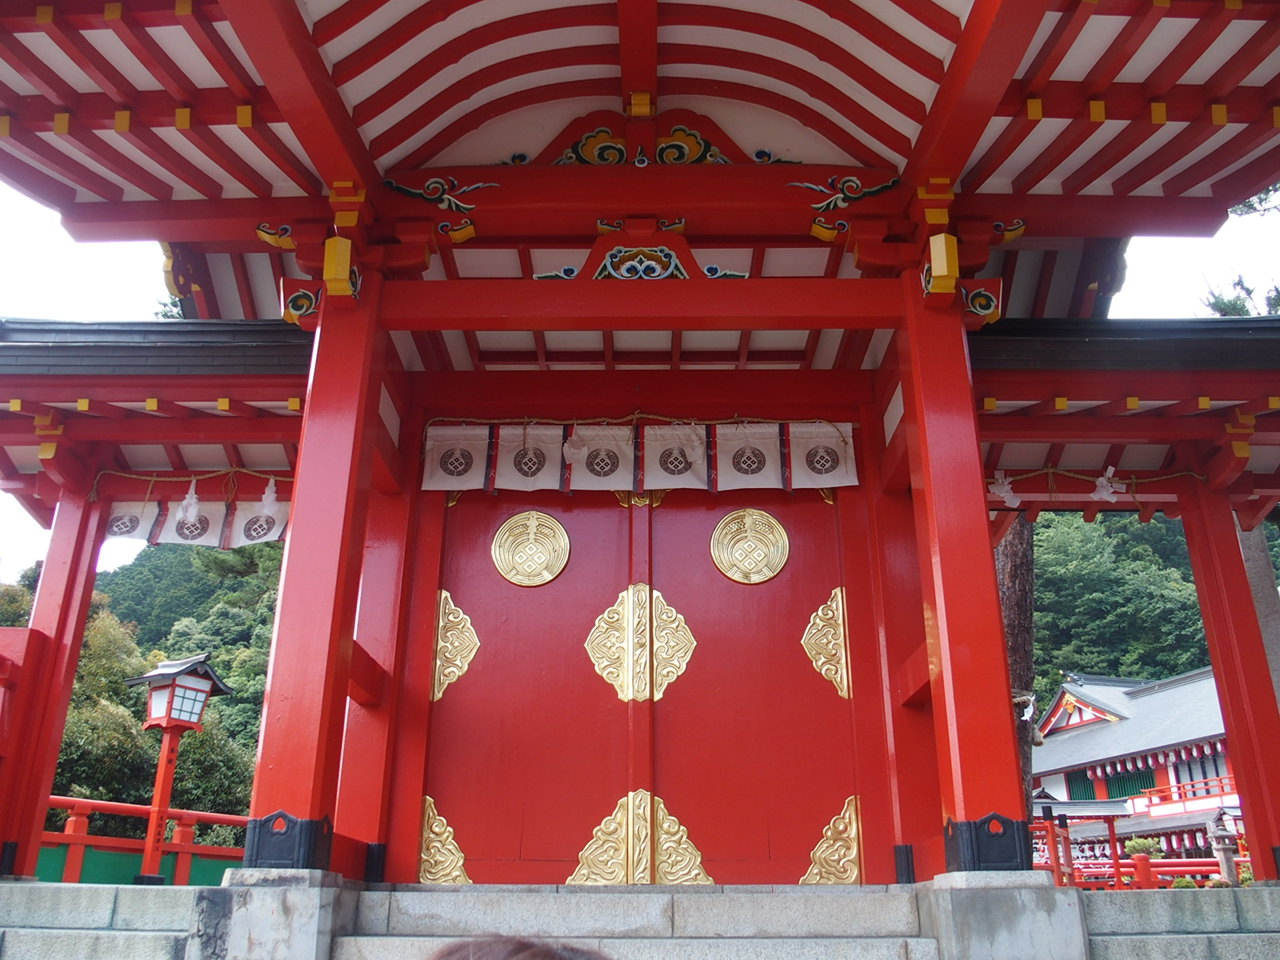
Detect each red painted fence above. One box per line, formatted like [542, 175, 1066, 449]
[43, 795, 246, 884]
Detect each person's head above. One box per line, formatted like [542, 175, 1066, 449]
[428, 937, 611, 960]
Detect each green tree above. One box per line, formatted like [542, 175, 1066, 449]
[94, 544, 228, 649]
[0, 582, 31, 626]
[1033, 513, 1207, 703]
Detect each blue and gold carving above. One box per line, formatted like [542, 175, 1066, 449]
[256, 223, 295, 250]
[961, 284, 1000, 324]
[993, 219, 1026, 244]
[558, 127, 629, 165]
[704, 265, 748, 279]
[596, 246, 688, 280]
[656, 125, 728, 165]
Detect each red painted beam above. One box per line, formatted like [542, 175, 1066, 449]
[219, 0, 383, 193]
[417, 370, 872, 419]
[103, 6, 197, 102]
[380, 277, 902, 331]
[979, 415, 1280, 445]
[903, 0, 1049, 191]
[619, 0, 657, 108]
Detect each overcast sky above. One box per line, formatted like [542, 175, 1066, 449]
[2, 185, 1279, 582]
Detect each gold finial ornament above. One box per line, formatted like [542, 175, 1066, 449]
[491, 510, 570, 586]
[433, 590, 479, 701]
[710, 508, 789, 584]
[567, 789, 712, 885]
[585, 583, 696, 701]
[801, 588, 851, 698]
[800, 796, 862, 884]
[419, 796, 472, 884]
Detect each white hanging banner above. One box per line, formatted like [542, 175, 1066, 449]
[494, 424, 565, 491]
[422, 424, 493, 490]
[714, 423, 783, 490]
[103, 502, 161, 541]
[226, 502, 289, 548]
[641, 424, 708, 490]
[787, 422, 858, 489]
[153, 501, 228, 547]
[564, 425, 635, 491]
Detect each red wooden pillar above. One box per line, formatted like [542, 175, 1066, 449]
[245, 277, 382, 872]
[845, 373, 946, 881]
[1, 490, 106, 876]
[383, 490, 448, 883]
[1178, 480, 1280, 881]
[333, 393, 423, 881]
[896, 276, 1030, 871]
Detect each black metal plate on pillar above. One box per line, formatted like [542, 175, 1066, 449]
[364, 842, 387, 883]
[944, 813, 1032, 872]
[243, 810, 332, 870]
[894, 844, 916, 884]
[0, 841, 17, 876]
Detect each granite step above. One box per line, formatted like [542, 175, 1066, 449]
[334, 935, 940, 960]
[0, 928, 186, 960]
[1089, 931, 1280, 960]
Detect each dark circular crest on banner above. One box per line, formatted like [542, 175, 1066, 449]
[805, 445, 840, 475]
[660, 446, 692, 475]
[440, 447, 474, 477]
[732, 445, 766, 475]
[586, 448, 620, 477]
[108, 514, 140, 537]
[243, 515, 276, 541]
[514, 447, 547, 477]
[176, 516, 210, 541]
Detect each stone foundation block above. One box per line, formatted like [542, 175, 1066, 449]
[1233, 886, 1280, 931]
[921, 872, 1087, 960]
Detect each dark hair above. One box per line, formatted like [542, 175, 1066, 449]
[428, 937, 611, 960]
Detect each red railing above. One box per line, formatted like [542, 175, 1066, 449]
[43, 795, 247, 884]
[1140, 775, 1236, 804]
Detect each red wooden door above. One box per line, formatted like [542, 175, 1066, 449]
[421, 489, 859, 884]
[423, 490, 632, 883]
[651, 490, 859, 883]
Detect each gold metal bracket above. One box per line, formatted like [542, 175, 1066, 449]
[585, 583, 696, 701]
[567, 789, 712, 884]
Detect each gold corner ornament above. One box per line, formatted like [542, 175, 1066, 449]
[433, 590, 479, 701]
[566, 789, 712, 885]
[491, 510, 570, 586]
[419, 796, 472, 884]
[800, 796, 862, 885]
[710, 508, 789, 584]
[585, 583, 695, 701]
[801, 588, 851, 699]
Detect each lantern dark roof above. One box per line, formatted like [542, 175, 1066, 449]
[124, 653, 234, 697]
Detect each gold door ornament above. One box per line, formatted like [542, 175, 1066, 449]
[800, 796, 862, 884]
[585, 583, 696, 701]
[491, 510, 570, 586]
[801, 587, 851, 699]
[566, 789, 713, 885]
[710, 508, 789, 584]
[419, 796, 472, 884]
[433, 590, 480, 701]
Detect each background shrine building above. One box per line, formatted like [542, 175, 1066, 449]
[3, 2, 1280, 957]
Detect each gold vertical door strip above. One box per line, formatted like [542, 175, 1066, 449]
[799, 796, 862, 884]
[433, 590, 480, 701]
[419, 796, 473, 884]
[567, 789, 712, 884]
[584, 583, 696, 701]
[800, 587, 851, 698]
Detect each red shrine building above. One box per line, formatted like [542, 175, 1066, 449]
[2, 1, 1280, 890]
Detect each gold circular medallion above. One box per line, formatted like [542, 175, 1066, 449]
[491, 510, 570, 587]
[710, 508, 789, 584]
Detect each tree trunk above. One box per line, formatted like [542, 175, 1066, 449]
[1237, 519, 1280, 711]
[995, 513, 1036, 817]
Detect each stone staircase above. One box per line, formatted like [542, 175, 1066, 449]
[0, 882, 196, 960]
[332, 884, 940, 960]
[1084, 887, 1280, 960]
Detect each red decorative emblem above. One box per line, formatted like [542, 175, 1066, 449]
[586, 448, 620, 477]
[108, 514, 140, 537]
[805, 446, 840, 475]
[243, 515, 277, 542]
[732, 446, 766, 475]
